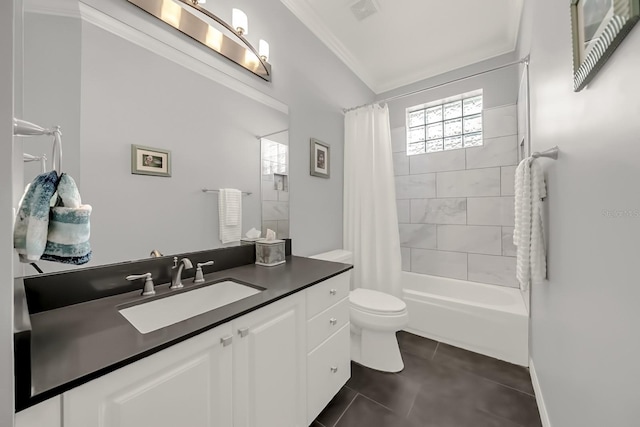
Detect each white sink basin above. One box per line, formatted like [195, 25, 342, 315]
[119, 281, 263, 334]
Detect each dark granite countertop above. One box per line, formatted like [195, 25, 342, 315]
[21, 255, 351, 410]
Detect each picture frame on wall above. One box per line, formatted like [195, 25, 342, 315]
[131, 144, 172, 177]
[570, 0, 640, 91]
[310, 138, 330, 179]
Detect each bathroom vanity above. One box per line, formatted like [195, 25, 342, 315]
[14, 245, 352, 427]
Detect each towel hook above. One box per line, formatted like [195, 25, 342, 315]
[531, 146, 559, 160]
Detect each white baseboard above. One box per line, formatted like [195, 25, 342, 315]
[529, 358, 551, 427]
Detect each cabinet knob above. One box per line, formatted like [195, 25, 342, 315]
[238, 327, 249, 338]
[329, 318, 338, 326]
[220, 336, 233, 347]
[329, 289, 337, 295]
[330, 366, 338, 373]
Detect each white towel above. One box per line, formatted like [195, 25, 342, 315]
[218, 189, 242, 244]
[513, 157, 547, 290]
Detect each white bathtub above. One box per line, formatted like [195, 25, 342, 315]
[402, 271, 529, 366]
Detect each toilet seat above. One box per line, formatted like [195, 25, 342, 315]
[349, 288, 407, 315]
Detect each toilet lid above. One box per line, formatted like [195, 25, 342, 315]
[349, 288, 407, 314]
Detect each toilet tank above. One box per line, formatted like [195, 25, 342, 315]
[309, 249, 353, 264]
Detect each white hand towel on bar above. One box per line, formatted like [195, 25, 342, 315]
[513, 157, 547, 290]
[218, 189, 242, 244]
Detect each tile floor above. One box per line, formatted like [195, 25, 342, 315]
[312, 331, 542, 427]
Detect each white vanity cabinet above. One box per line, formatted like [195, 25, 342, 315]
[61, 292, 307, 427]
[306, 272, 352, 424]
[232, 292, 306, 427]
[15, 396, 61, 427]
[29, 271, 350, 427]
[63, 323, 234, 427]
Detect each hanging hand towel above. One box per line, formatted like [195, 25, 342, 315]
[14, 171, 60, 262]
[41, 174, 92, 265]
[513, 158, 546, 290]
[218, 188, 242, 244]
[530, 160, 547, 284]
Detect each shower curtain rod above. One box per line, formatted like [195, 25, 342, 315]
[342, 56, 530, 113]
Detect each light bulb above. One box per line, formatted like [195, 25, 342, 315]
[259, 39, 269, 61]
[232, 8, 248, 35]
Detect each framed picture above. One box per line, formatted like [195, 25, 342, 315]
[131, 144, 171, 177]
[310, 138, 330, 178]
[571, 0, 640, 91]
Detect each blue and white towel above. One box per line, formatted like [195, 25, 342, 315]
[41, 174, 92, 265]
[14, 171, 60, 262]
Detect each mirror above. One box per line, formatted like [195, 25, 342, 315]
[260, 131, 289, 239]
[19, 9, 288, 274]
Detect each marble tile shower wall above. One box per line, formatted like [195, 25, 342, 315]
[393, 104, 518, 287]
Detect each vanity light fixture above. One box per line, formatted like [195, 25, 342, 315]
[127, 0, 272, 81]
[232, 8, 248, 35]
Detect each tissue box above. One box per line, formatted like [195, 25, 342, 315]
[255, 239, 286, 267]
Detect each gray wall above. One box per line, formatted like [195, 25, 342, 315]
[519, 0, 640, 425]
[1, 2, 15, 425]
[392, 104, 519, 286]
[384, 56, 520, 287]
[22, 13, 81, 189]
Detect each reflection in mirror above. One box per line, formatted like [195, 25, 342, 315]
[19, 9, 289, 275]
[261, 131, 289, 239]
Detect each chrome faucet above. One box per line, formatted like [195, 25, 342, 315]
[170, 257, 193, 289]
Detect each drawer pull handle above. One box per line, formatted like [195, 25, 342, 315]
[329, 318, 338, 326]
[238, 327, 249, 338]
[220, 336, 233, 347]
[330, 366, 338, 373]
[329, 289, 337, 295]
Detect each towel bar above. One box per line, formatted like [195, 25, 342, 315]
[202, 189, 252, 196]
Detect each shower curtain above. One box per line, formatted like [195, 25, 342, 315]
[344, 104, 402, 297]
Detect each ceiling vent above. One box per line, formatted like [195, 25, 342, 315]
[350, 0, 379, 22]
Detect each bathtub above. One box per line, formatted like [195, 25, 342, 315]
[402, 271, 529, 366]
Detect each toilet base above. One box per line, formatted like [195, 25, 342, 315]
[351, 328, 404, 373]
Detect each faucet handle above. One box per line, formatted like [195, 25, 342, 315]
[194, 261, 215, 283]
[126, 273, 156, 296]
[197, 261, 214, 268]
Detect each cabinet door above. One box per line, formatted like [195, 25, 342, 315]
[233, 293, 306, 427]
[15, 397, 61, 427]
[64, 324, 233, 427]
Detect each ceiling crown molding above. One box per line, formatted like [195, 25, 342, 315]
[23, 0, 81, 18]
[279, 0, 377, 92]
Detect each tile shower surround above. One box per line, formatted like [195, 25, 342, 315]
[393, 104, 518, 287]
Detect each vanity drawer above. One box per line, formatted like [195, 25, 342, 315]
[307, 297, 349, 352]
[306, 271, 350, 319]
[307, 323, 350, 424]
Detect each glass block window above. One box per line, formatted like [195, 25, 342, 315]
[406, 94, 483, 155]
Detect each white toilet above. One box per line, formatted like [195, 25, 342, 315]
[310, 250, 409, 373]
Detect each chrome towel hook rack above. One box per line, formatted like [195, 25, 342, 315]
[13, 118, 63, 173]
[531, 146, 559, 160]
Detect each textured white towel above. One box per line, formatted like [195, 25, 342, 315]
[514, 158, 547, 290]
[218, 189, 242, 244]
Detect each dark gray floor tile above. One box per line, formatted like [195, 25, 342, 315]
[398, 350, 441, 383]
[408, 358, 541, 427]
[434, 343, 535, 395]
[335, 394, 416, 427]
[315, 386, 357, 427]
[346, 361, 420, 416]
[397, 331, 438, 360]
